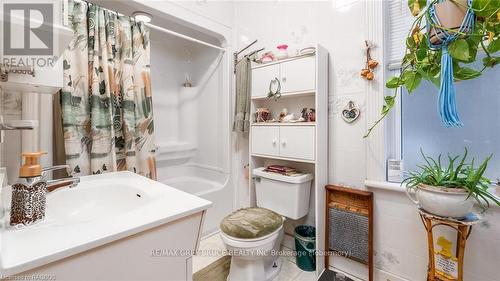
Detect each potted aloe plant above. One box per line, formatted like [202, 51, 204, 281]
[403, 148, 500, 218]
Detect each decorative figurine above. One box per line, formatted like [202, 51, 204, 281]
[301, 108, 309, 120]
[279, 108, 288, 122]
[308, 108, 316, 122]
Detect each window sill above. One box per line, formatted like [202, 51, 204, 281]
[364, 180, 405, 192]
[364, 180, 500, 210]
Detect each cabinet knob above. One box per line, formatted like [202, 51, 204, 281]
[282, 76, 286, 82]
[272, 138, 278, 145]
[281, 140, 287, 146]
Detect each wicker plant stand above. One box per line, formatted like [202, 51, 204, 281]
[418, 208, 480, 281]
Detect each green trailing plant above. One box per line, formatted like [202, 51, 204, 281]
[402, 148, 500, 212]
[365, 0, 500, 137]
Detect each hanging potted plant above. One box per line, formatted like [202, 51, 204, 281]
[403, 148, 500, 218]
[365, 0, 500, 137]
[428, 0, 470, 45]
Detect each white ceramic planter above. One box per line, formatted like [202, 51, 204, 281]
[406, 184, 474, 218]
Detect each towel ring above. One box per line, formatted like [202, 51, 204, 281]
[267, 77, 281, 100]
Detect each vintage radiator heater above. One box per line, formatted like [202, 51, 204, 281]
[325, 185, 373, 281]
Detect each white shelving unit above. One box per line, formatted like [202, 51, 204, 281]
[250, 90, 315, 100]
[251, 122, 317, 126]
[248, 44, 328, 277]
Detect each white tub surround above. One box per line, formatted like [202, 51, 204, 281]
[148, 9, 232, 238]
[1, 171, 212, 279]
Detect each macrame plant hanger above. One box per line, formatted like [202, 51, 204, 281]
[427, 0, 475, 127]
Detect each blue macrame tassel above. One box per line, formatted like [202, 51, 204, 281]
[438, 46, 463, 127]
[428, 0, 474, 128]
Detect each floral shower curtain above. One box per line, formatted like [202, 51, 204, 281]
[60, 0, 156, 179]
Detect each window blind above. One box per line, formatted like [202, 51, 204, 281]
[387, 0, 414, 70]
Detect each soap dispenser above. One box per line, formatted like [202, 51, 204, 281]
[10, 152, 47, 226]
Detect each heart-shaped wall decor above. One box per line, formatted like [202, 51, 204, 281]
[342, 101, 360, 123]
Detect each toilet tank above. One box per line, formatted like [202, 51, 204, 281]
[253, 167, 313, 220]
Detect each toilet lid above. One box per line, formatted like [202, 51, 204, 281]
[220, 207, 283, 239]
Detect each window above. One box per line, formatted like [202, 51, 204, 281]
[386, 0, 500, 182]
[401, 60, 500, 180]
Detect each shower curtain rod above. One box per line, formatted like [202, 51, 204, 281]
[145, 23, 226, 52]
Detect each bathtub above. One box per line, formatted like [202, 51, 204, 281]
[158, 164, 233, 236]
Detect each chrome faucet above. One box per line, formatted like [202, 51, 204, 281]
[42, 165, 80, 192]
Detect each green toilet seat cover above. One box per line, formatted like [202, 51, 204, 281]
[220, 207, 283, 239]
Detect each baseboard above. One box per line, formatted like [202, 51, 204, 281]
[374, 268, 410, 281]
[327, 265, 410, 281]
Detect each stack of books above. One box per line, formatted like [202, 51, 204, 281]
[263, 165, 302, 176]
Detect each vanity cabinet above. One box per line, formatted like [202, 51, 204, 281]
[251, 55, 315, 98]
[251, 125, 315, 161]
[248, 45, 329, 278]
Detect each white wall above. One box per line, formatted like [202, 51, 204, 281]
[172, 0, 234, 29]
[233, 1, 500, 281]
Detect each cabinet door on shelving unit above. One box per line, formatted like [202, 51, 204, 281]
[279, 126, 315, 161]
[251, 64, 280, 98]
[280, 56, 316, 93]
[251, 126, 280, 156]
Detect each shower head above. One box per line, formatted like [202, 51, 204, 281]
[132, 12, 152, 23]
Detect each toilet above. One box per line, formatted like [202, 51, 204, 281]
[220, 168, 313, 281]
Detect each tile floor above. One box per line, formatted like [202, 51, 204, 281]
[193, 232, 316, 281]
[192, 232, 226, 272]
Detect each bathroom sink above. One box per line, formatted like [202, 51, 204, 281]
[1, 171, 213, 277]
[46, 176, 153, 223]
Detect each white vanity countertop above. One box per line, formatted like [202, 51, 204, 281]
[0, 171, 213, 276]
